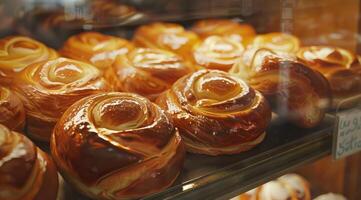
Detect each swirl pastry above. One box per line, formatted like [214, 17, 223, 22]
[191, 19, 256, 45]
[0, 124, 58, 200]
[132, 22, 200, 60]
[231, 48, 331, 128]
[297, 46, 361, 107]
[251, 32, 300, 54]
[104, 48, 194, 100]
[156, 70, 271, 155]
[192, 35, 245, 71]
[13, 57, 109, 142]
[0, 86, 25, 132]
[0, 36, 58, 84]
[51, 92, 185, 199]
[60, 32, 135, 70]
[238, 174, 311, 200]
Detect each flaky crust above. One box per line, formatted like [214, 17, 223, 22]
[132, 22, 200, 61]
[156, 70, 271, 155]
[0, 36, 58, 85]
[0, 87, 25, 132]
[0, 124, 58, 200]
[12, 57, 110, 142]
[104, 48, 194, 100]
[51, 92, 185, 200]
[251, 32, 300, 54]
[60, 32, 135, 70]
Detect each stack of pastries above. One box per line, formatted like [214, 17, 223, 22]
[0, 18, 357, 199]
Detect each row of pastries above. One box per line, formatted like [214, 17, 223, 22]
[0, 19, 360, 200]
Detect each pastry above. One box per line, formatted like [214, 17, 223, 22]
[0, 86, 25, 132]
[104, 47, 194, 100]
[51, 92, 185, 199]
[230, 48, 331, 128]
[12, 57, 110, 142]
[0, 36, 58, 84]
[156, 70, 271, 155]
[314, 193, 347, 200]
[132, 22, 200, 61]
[251, 32, 300, 54]
[60, 32, 135, 70]
[297, 46, 361, 108]
[191, 19, 256, 45]
[192, 35, 245, 71]
[0, 124, 58, 200]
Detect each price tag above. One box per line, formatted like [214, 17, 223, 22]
[333, 107, 361, 159]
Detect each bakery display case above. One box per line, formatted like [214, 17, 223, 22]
[0, 0, 361, 200]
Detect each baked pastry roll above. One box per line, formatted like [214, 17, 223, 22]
[60, 32, 135, 70]
[156, 70, 271, 155]
[0, 124, 58, 200]
[132, 22, 200, 60]
[13, 57, 109, 142]
[51, 92, 185, 199]
[191, 19, 256, 45]
[192, 35, 245, 71]
[0, 86, 25, 132]
[230, 48, 331, 128]
[251, 32, 300, 54]
[104, 48, 194, 100]
[297, 46, 361, 108]
[0, 36, 58, 84]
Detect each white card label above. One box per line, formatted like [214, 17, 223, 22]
[333, 108, 361, 159]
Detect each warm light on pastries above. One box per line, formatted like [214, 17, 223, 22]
[104, 47, 194, 100]
[0, 124, 58, 200]
[12, 57, 110, 142]
[51, 92, 185, 199]
[230, 48, 331, 128]
[0, 86, 25, 132]
[0, 36, 58, 84]
[192, 35, 245, 71]
[60, 32, 135, 70]
[156, 70, 271, 155]
[251, 32, 300, 54]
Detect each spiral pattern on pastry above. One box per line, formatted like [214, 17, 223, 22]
[0, 36, 58, 84]
[0, 124, 58, 200]
[51, 92, 185, 199]
[105, 47, 194, 100]
[0, 86, 25, 132]
[156, 70, 271, 155]
[297, 46, 361, 105]
[231, 48, 331, 128]
[13, 57, 110, 142]
[60, 32, 135, 70]
[193, 35, 245, 71]
[251, 32, 300, 53]
[132, 22, 200, 61]
[191, 19, 256, 45]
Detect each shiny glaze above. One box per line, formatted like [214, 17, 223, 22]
[0, 87, 25, 131]
[297, 46, 361, 98]
[251, 32, 300, 53]
[51, 92, 185, 199]
[0, 124, 58, 200]
[105, 48, 194, 100]
[60, 32, 135, 70]
[231, 48, 331, 128]
[193, 36, 245, 71]
[156, 70, 271, 155]
[13, 57, 110, 142]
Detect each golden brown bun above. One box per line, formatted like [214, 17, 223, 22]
[132, 22, 200, 61]
[156, 70, 271, 155]
[297, 46, 361, 108]
[191, 19, 256, 45]
[251, 32, 300, 54]
[104, 47, 194, 100]
[0, 86, 25, 132]
[51, 92, 185, 199]
[0, 124, 58, 200]
[0, 36, 58, 85]
[192, 35, 245, 71]
[12, 57, 110, 142]
[60, 32, 135, 70]
[231, 48, 331, 128]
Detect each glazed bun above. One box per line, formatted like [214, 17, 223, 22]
[251, 32, 300, 54]
[0, 86, 25, 132]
